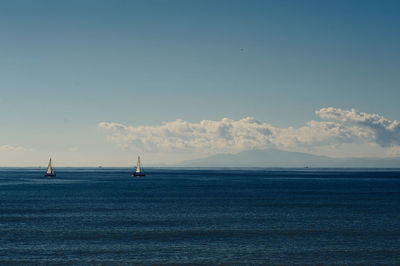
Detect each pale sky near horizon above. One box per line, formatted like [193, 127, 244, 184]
[1, 0, 400, 166]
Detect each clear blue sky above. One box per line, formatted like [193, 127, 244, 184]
[1, 0, 400, 165]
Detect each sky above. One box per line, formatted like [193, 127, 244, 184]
[1, 0, 400, 166]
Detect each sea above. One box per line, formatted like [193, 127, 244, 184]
[0, 168, 399, 265]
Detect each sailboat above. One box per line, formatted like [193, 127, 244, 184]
[44, 158, 56, 177]
[133, 156, 145, 177]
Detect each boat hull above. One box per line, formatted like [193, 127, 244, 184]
[44, 173, 56, 177]
[133, 173, 146, 177]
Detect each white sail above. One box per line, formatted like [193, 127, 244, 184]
[135, 156, 141, 173]
[46, 158, 53, 174]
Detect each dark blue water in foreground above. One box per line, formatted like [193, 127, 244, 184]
[1, 168, 400, 265]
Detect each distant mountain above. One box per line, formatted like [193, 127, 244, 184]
[177, 149, 400, 168]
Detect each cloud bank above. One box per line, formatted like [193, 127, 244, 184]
[317, 107, 400, 147]
[0, 145, 26, 152]
[98, 107, 400, 158]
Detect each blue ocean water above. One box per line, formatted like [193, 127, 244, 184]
[0, 168, 399, 265]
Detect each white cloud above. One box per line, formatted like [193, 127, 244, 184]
[67, 146, 79, 152]
[317, 107, 400, 147]
[0, 145, 27, 152]
[99, 117, 273, 153]
[385, 146, 400, 157]
[98, 108, 384, 157]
